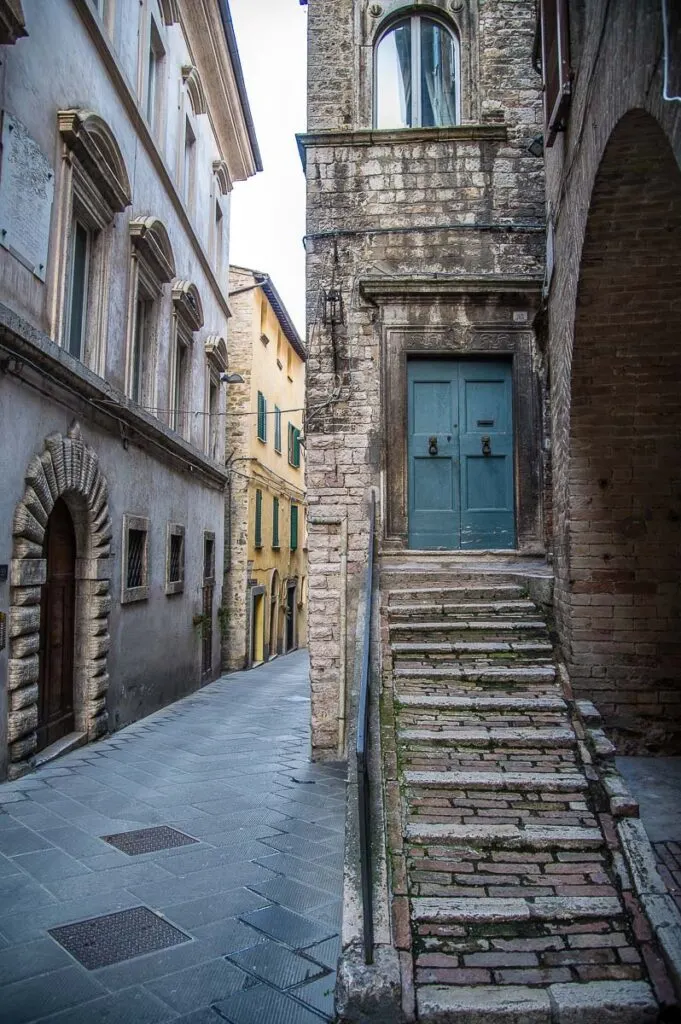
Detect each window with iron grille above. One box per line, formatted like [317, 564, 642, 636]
[203, 532, 215, 582]
[165, 523, 185, 595]
[257, 391, 267, 442]
[272, 496, 280, 548]
[122, 514, 149, 604]
[290, 503, 298, 552]
[255, 489, 263, 548]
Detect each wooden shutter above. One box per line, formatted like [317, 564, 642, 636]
[257, 392, 267, 441]
[290, 503, 298, 551]
[255, 489, 262, 547]
[540, 0, 571, 146]
[272, 496, 279, 547]
[274, 406, 281, 452]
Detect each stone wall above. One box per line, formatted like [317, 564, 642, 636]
[545, 0, 681, 751]
[303, 0, 546, 758]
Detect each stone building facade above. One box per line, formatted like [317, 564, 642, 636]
[222, 267, 307, 671]
[300, 0, 547, 757]
[540, 0, 681, 754]
[0, 0, 260, 780]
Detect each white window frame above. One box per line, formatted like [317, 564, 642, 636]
[373, 14, 461, 129]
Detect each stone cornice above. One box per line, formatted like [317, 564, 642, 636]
[0, 302, 227, 488]
[0, 0, 27, 45]
[180, 0, 261, 181]
[296, 124, 508, 167]
[359, 275, 544, 301]
[58, 109, 132, 213]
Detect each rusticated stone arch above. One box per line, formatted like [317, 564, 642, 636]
[7, 422, 112, 778]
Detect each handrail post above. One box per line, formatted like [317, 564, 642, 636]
[356, 492, 376, 965]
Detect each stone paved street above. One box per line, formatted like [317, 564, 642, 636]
[0, 651, 345, 1024]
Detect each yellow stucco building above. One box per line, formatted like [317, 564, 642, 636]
[222, 266, 307, 669]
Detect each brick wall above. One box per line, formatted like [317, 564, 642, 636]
[545, 0, 681, 752]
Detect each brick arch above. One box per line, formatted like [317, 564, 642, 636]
[565, 108, 681, 754]
[7, 422, 112, 778]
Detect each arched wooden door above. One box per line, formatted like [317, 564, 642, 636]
[38, 498, 76, 751]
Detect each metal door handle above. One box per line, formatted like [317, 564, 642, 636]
[481, 435, 491, 456]
[428, 435, 438, 456]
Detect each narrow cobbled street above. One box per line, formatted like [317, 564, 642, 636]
[0, 651, 345, 1024]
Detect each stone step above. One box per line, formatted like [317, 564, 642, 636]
[390, 622, 549, 644]
[392, 640, 554, 663]
[397, 695, 566, 713]
[386, 584, 528, 604]
[412, 894, 622, 925]
[404, 770, 588, 792]
[406, 822, 603, 850]
[389, 600, 536, 618]
[416, 981, 657, 1024]
[399, 726, 575, 748]
[395, 664, 557, 686]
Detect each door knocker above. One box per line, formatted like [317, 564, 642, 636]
[481, 435, 492, 456]
[428, 435, 438, 456]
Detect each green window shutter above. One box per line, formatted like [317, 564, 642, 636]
[293, 427, 301, 468]
[290, 503, 298, 551]
[255, 489, 262, 547]
[257, 391, 267, 442]
[272, 496, 279, 547]
[274, 406, 281, 452]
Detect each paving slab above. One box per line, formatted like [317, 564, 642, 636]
[0, 650, 345, 1024]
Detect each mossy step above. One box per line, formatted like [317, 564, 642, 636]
[404, 770, 587, 792]
[387, 585, 527, 604]
[405, 822, 603, 850]
[395, 665, 557, 683]
[392, 640, 554, 656]
[411, 894, 622, 924]
[397, 696, 565, 712]
[389, 600, 536, 618]
[399, 726, 575, 748]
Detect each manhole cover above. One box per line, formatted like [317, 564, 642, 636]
[102, 825, 197, 855]
[49, 906, 190, 969]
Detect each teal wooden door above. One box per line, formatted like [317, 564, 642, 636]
[408, 359, 515, 549]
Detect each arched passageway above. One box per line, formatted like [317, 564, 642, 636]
[567, 109, 681, 753]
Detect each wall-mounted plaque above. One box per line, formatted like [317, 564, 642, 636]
[0, 112, 54, 281]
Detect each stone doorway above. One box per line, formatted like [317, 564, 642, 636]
[37, 497, 77, 751]
[7, 423, 112, 779]
[562, 109, 681, 754]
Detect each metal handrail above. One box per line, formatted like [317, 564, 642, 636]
[356, 491, 376, 965]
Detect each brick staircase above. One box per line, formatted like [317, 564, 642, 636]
[380, 558, 660, 1023]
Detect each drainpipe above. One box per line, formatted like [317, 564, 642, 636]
[337, 512, 348, 757]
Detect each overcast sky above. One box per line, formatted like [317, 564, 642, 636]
[229, 0, 308, 335]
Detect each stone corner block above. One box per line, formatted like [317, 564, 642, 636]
[548, 981, 658, 1024]
[10, 559, 46, 587]
[417, 984, 550, 1024]
[75, 557, 112, 581]
[336, 940, 406, 1024]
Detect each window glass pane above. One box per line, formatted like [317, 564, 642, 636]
[68, 221, 89, 359]
[420, 18, 458, 127]
[375, 21, 412, 128]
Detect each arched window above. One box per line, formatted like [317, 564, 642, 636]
[374, 14, 460, 129]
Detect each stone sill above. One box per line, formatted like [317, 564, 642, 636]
[296, 124, 508, 167]
[360, 274, 544, 301]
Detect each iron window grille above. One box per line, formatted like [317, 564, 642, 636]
[122, 514, 149, 604]
[166, 523, 185, 595]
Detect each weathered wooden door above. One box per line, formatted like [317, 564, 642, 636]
[408, 358, 515, 549]
[38, 498, 76, 751]
[285, 583, 296, 652]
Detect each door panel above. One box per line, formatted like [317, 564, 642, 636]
[408, 361, 459, 548]
[38, 498, 76, 751]
[408, 358, 515, 549]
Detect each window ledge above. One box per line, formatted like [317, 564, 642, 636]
[121, 585, 149, 605]
[296, 124, 508, 167]
[165, 580, 184, 596]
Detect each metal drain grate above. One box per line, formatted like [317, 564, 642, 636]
[49, 906, 189, 969]
[102, 825, 198, 855]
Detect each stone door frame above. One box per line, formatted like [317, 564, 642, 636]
[362, 278, 544, 552]
[8, 422, 112, 778]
